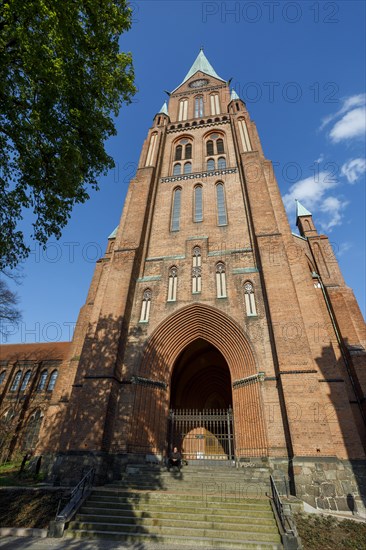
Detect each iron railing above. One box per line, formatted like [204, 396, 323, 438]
[270, 474, 297, 537]
[55, 467, 95, 523]
[169, 408, 234, 460]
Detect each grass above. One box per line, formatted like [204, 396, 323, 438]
[0, 459, 45, 487]
[295, 512, 366, 550]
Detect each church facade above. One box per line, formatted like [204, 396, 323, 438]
[1, 51, 365, 511]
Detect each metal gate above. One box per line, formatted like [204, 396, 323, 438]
[168, 408, 234, 460]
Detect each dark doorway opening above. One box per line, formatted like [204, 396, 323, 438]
[169, 339, 234, 460]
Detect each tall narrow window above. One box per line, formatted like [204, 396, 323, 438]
[244, 282, 257, 316]
[10, 371, 21, 392]
[216, 262, 227, 298]
[167, 267, 178, 302]
[20, 370, 32, 391]
[140, 289, 152, 322]
[195, 96, 204, 118]
[194, 185, 203, 222]
[22, 410, 43, 451]
[146, 132, 157, 166]
[192, 247, 202, 293]
[206, 140, 214, 156]
[178, 99, 188, 121]
[216, 183, 228, 225]
[175, 145, 182, 160]
[207, 158, 215, 171]
[171, 187, 182, 231]
[216, 139, 224, 154]
[37, 370, 48, 391]
[184, 162, 192, 174]
[0, 371, 6, 385]
[238, 119, 252, 152]
[210, 94, 220, 115]
[218, 157, 226, 169]
[173, 163, 181, 176]
[47, 370, 58, 391]
[185, 143, 192, 159]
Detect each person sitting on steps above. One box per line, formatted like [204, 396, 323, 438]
[168, 447, 182, 471]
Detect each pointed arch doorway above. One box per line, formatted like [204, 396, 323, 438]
[128, 304, 268, 460]
[169, 338, 234, 461]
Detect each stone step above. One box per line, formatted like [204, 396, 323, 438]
[80, 504, 275, 518]
[77, 511, 276, 525]
[73, 515, 278, 532]
[87, 495, 272, 510]
[65, 529, 282, 549]
[68, 521, 281, 542]
[89, 490, 269, 509]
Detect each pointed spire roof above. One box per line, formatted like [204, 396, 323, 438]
[230, 89, 240, 101]
[172, 49, 225, 92]
[157, 101, 169, 116]
[108, 226, 118, 239]
[296, 199, 312, 217]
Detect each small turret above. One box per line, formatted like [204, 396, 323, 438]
[295, 200, 317, 237]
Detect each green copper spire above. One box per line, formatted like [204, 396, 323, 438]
[296, 199, 312, 217]
[158, 101, 169, 116]
[172, 50, 225, 92]
[230, 89, 240, 101]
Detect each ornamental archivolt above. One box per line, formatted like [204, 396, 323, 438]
[244, 282, 253, 294]
[216, 262, 225, 274]
[143, 289, 152, 300]
[192, 266, 202, 277]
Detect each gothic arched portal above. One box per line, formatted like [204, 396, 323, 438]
[129, 303, 268, 459]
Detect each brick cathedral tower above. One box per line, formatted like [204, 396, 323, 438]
[35, 51, 365, 509]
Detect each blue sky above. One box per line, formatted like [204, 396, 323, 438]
[2, 0, 365, 344]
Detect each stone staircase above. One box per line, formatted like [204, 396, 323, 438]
[65, 463, 283, 548]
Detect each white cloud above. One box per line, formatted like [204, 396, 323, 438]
[283, 171, 347, 231]
[329, 107, 366, 142]
[336, 242, 352, 258]
[341, 158, 366, 183]
[320, 94, 366, 143]
[320, 93, 365, 130]
[319, 196, 347, 231]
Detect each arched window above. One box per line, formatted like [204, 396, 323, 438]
[195, 96, 204, 118]
[20, 370, 32, 391]
[145, 132, 157, 166]
[175, 145, 182, 161]
[171, 187, 182, 232]
[216, 262, 227, 298]
[37, 370, 48, 391]
[10, 371, 21, 392]
[218, 157, 226, 169]
[207, 158, 215, 171]
[173, 163, 181, 176]
[47, 370, 58, 391]
[22, 410, 43, 451]
[167, 266, 178, 302]
[185, 143, 192, 159]
[210, 94, 220, 115]
[216, 139, 224, 154]
[140, 289, 152, 322]
[194, 185, 203, 222]
[206, 140, 214, 156]
[2, 408, 15, 425]
[216, 183, 228, 226]
[0, 371, 6, 385]
[238, 118, 252, 152]
[244, 282, 257, 316]
[178, 98, 188, 121]
[192, 247, 202, 293]
[184, 162, 192, 174]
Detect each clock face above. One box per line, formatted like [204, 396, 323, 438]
[189, 79, 209, 88]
